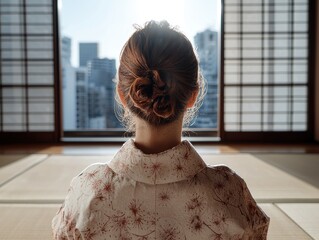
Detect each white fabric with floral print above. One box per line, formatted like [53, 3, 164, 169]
[52, 139, 269, 239]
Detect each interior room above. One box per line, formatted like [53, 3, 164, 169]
[0, 0, 319, 239]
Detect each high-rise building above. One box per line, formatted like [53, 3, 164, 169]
[75, 67, 88, 129]
[87, 58, 116, 88]
[87, 58, 118, 128]
[88, 85, 106, 129]
[61, 36, 76, 130]
[194, 29, 218, 128]
[79, 43, 98, 67]
[61, 36, 71, 64]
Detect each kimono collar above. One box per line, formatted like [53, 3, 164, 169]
[108, 139, 207, 185]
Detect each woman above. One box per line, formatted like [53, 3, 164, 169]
[52, 21, 269, 239]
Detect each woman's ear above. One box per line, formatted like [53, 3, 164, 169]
[117, 84, 127, 106]
[186, 88, 199, 108]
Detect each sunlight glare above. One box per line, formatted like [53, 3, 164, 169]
[58, 0, 63, 10]
[136, 0, 185, 26]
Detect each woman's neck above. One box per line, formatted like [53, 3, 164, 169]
[134, 117, 183, 154]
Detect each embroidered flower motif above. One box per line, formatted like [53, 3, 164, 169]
[101, 181, 114, 195]
[159, 191, 170, 201]
[189, 214, 203, 232]
[128, 199, 151, 230]
[142, 161, 163, 182]
[210, 233, 223, 240]
[159, 224, 181, 240]
[175, 163, 183, 172]
[133, 215, 144, 229]
[85, 169, 99, 180]
[209, 209, 229, 233]
[90, 194, 108, 211]
[185, 193, 204, 213]
[112, 214, 129, 232]
[151, 163, 161, 174]
[173, 161, 187, 178]
[129, 199, 142, 217]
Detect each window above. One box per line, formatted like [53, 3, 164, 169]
[60, 0, 221, 139]
[221, 0, 313, 141]
[0, 0, 58, 139]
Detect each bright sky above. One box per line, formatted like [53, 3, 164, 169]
[60, 0, 221, 68]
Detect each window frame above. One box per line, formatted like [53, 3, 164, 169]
[219, 0, 316, 142]
[0, 0, 60, 143]
[59, 1, 221, 142]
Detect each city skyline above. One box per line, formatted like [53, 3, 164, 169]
[60, 0, 220, 67]
[62, 27, 218, 130]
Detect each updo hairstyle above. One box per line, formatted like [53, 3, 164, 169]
[117, 21, 205, 131]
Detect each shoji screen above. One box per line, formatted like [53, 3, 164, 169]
[0, 0, 59, 142]
[223, 0, 311, 140]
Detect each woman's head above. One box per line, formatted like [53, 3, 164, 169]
[117, 21, 205, 130]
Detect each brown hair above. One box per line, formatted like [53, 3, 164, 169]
[117, 21, 205, 130]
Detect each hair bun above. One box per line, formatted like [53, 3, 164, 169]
[129, 76, 152, 110]
[152, 95, 175, 118]
[128, 70, 174, 119]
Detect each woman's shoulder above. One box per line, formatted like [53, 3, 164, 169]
[206, 164, 234, 172]
[205, 164, 239, 178]
[202, 164, 269, 234]
[67, 162, 118, 196]
[201, 164, 247, 192]
[52, 162, 119, 238]
[76, 162, 113, 179]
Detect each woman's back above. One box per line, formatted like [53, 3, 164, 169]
[52, 139, 269, 239]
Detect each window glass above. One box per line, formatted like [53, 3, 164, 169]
[60, 0, 221, 131]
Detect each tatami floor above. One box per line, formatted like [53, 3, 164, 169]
[0, 142, 318, 239]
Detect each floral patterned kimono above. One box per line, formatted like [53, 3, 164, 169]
[52, 139, 269, 239]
